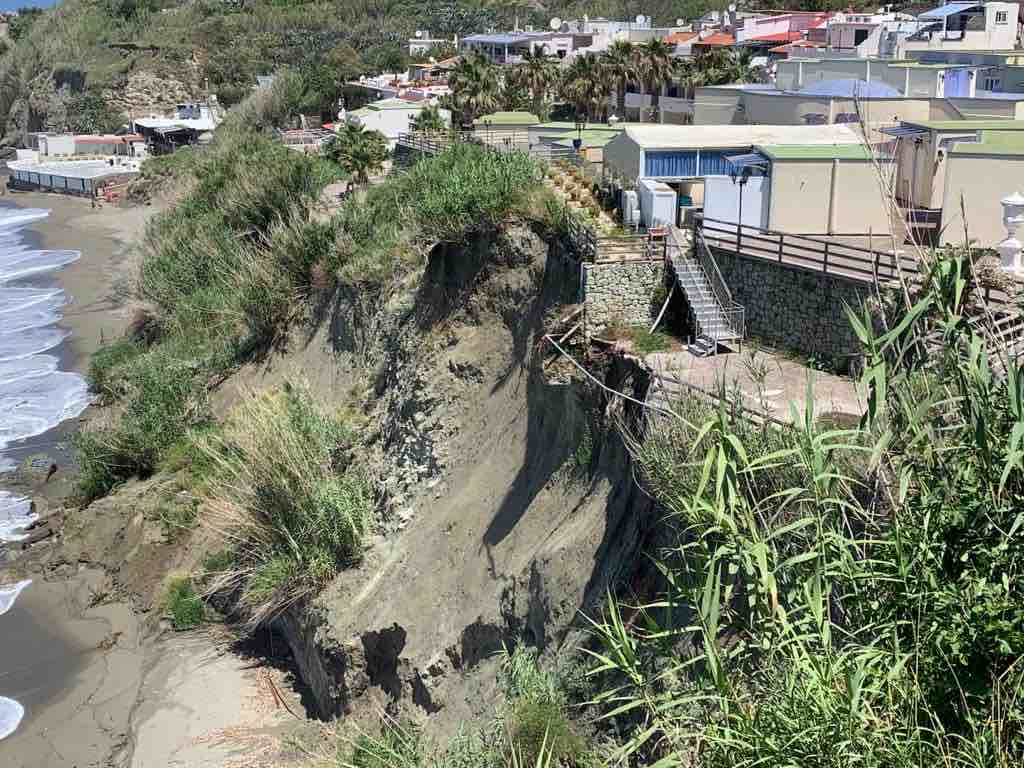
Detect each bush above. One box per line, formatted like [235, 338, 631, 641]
[76, 345, 209, 503]
[202, 385, 372, 627]
[162, 574, 204, 630]
[87, 338, 142, 401]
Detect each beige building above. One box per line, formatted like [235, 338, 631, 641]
[758, 144, 892, 235]
[693, 83, 1024, 142]
[942, 131, 1024, 245]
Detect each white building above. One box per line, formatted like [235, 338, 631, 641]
[822, 10, 923, 58]
[346, 98, 450, 146]
[903, 2, 1020, 53]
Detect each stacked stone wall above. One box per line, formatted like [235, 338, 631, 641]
[582, 260, 666, 335]
[713, 248, 870, 371]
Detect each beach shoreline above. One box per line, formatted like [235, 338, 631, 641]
[0, 188, 304, 768]
[0, 189, 156, 767]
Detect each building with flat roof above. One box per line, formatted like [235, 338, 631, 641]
[903, 2, 1020, 54]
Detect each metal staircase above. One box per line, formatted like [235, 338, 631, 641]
[666, 227, 745, 357]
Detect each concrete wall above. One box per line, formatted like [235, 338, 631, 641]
[713, 248, 871, 369]
[941, 151, 1024, 247]
[769, 160, 893, 234]
[582, 259, 666, 334]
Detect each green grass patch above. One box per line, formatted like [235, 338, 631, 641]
[161, 574, 204, 630]
[202, 385, 372, 627]
[87, 338, 142, 402]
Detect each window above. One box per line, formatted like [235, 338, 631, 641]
[854, 29, 869, 45]
[984, 76, 1001, 90]
[996, 10, 1008, 23]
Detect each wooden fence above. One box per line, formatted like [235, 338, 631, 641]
[696, 215, 1016, 308]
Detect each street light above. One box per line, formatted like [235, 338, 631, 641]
[573, 115, 586, 152]
[730, 165, 752, 252]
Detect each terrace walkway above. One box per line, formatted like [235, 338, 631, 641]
[645, 349, 863, 426]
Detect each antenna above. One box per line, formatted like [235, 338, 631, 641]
[549, 17, 562, 30]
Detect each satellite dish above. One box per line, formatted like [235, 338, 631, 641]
[676, 18, 685, 26]
[728, 4, 737, 12]
[635, 14, 647, 24]
[415, 30, 423, 38]
[549, 17, 562, 30]
[877, 7, 885, 13]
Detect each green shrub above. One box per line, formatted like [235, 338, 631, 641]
[87, 338, 142, 401]
[584, 252, 1024, 767]
[75, 345, 209, 504]
[509, 698, 586, 768]
[202, 385, 372, 627]
[162, 574, 204, 630]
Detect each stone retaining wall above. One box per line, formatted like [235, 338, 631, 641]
[583, 259, 666, 335]
[713, 248, 871, 371]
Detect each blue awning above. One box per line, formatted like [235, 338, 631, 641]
[918, 2, 981, 20]
[726, 152, 770, 169]
[880, 125, 928, 137]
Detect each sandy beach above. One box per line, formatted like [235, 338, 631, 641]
[0, 189, 302, 767]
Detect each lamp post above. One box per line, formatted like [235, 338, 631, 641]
[573, 115, 585, 152]
[731, 165, 751, 252]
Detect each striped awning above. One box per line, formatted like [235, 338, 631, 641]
[880, 125, 928, 137]
[726, 152, 770, 169]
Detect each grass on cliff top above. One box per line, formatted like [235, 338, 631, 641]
[200, 384, 373, 629]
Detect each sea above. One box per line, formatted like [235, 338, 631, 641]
[0, 204, 89, 742]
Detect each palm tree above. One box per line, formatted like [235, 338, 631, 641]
[512, 48, 560, 121]
[409, 104, 447, 134]
[683, 48, 761, 96]
[327, 123, 389, 187]
[560, 54, 612, 122]
[444, 52, 500, 127]
[602, 40, 636, 121]
[635, 39, 677, 123]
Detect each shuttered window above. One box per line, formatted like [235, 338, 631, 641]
[645, 150, 698, 177]
[698, 150, 732, 176]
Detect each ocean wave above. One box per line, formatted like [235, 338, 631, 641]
[0, 286, 65, 316]
[0, 249, 81, 282]
[0, 491, 37, 542]
[0, 207, 50, 231]
[0, 696, 25, 742]
[0, 326, 71, 361]
[0, 578, 31, 616]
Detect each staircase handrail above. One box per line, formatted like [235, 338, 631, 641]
[667, 227, 745, 345]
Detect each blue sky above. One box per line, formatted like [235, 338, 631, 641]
[0, 1, 58, 10]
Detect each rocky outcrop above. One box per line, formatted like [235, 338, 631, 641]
[102, 71, 198, 118]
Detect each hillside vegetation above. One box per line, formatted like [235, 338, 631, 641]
[0, 0, 752, 140]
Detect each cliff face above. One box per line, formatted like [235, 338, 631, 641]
[226, 222, 658, 733]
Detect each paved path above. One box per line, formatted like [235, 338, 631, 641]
[646, 349, 863, 425]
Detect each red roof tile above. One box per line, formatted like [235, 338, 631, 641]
[694, 32, 735, 46]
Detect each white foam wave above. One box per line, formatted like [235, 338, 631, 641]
[0, 578, 31, 616]
[0, 205, 90, 475]
[0, 207, 49, 231]
[0, 326, 70, 361]
[0, 491, 37, 542]
[0, 697, 25, 742]
[0, 249, 80, 282]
